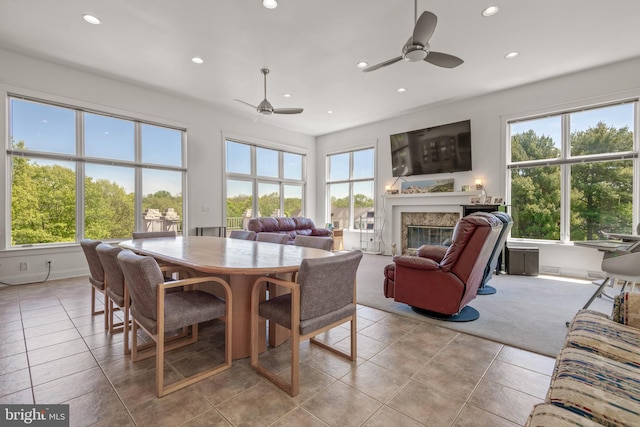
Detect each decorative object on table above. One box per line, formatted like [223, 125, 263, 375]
[387, 189, 400, 195]
[475, 178, 488, 204]
[494, 197, 503, 204]
[484, 196, 492, 204]
[401, 178, 454, 194]
[461, 185, 470, 192]
[391, 243, 397, 256]
[470, 196, 480, 204]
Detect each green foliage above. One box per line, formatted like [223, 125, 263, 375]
[10, 142, 182, 245]
[511, 123, 633, 241]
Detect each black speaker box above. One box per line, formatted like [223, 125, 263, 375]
[506, 246, 539, 276]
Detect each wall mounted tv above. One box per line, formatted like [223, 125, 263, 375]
[390, 119, 472, 177]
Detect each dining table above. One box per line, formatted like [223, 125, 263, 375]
[120, 235, 335, 359]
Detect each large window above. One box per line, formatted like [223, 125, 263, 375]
[508, 101, 638, 242]
[225, 140, 305, 230]
[327, 147, 375, 230]
[8, 96, 185, 246]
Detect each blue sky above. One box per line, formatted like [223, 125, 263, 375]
[10, 98, 183, 195]
[511, 103, 633, 147]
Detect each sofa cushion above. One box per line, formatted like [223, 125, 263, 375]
[526, 403, 604, 427]
[565, 310, 640, 368]
[546, 347, 640, 426]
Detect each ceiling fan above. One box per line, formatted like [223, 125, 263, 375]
[363, 0, 463, 72]
[235, 68, 303, 116]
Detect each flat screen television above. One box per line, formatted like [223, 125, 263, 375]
[390, 119, 472, 177]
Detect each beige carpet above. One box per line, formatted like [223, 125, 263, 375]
[356, 253, 614, 358]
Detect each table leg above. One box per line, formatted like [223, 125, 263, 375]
[229, 274, 266, 359]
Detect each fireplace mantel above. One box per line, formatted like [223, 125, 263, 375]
[381, 191, 480, 255]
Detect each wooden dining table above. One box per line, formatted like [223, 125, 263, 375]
[119, 235, 335, 359]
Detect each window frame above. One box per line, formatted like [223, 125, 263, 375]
[326, 146, 376, 231]
[6, 94, 187, 248]
[223, 138, 307, 224]
[505, 97, 640, 244]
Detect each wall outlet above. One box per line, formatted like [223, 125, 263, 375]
[46, 260, 53, 268]
[19, 262, 28, 271]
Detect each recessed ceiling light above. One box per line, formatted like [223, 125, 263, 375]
[82, 14, 101, 25]
[262, 0, 278, 9]
[191, 57, 204, 64]
[327, 110, 334, 114]
[356, 61, 368, 69]
[482, 6, 499, 17]
[397, 87, 407, 93]
[283, 93, 292, 98]
[505, 51, 519, 59]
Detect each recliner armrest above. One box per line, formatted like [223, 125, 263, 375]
[393, 255, 440, 271]
[416, 245, 448, 262]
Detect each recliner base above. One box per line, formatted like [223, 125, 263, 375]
[411, 305, 480, 322]
[477, 285, 497, 295]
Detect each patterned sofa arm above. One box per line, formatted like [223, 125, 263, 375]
[613, 292, 640, 329]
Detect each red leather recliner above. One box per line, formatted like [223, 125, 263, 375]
[383, 212, 503, 321]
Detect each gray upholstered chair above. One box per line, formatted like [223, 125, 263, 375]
[229, 230, 257, 240]
[293, 235, 333, 251]
[117, 249, 232, 397]
[132, 230, 177, 239]
[250, 250, 363, 396]
[255, 232, 289, 244]
[96, 243, 130, 353]
[80, 239, 108, 330]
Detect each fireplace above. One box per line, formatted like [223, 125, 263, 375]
[407, 225, 454, 250]
[401, 212, 459, 254]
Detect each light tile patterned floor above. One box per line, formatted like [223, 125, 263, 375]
[0, 276, 555, 426]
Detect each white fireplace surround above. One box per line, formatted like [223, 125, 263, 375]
[381, 192, 480, 256]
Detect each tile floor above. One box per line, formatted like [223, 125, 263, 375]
[0, 276, 555, 426]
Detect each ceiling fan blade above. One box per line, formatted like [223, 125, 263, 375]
[412, 11, 437, 46]
[362, 56, 403, 72]
[425, 52, 464, 68]
[273, 108, 303, 114]
[234, 99, 258, 109]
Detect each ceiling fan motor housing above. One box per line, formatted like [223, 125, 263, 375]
[403, 40, 429, 62]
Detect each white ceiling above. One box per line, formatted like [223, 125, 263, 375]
[2, 0, 640, 137]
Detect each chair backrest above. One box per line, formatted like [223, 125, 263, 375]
[439, 213, 503, 303]
[294, 235, 333, 251]
[481, 212, 514, 285]
[132, 231, 177, 239]
[255, 232, 289, 244]
[80, 239, 105, 286]
[117, 250, 164, 324]
[297, 250, 363, 322]
[229, 230, 257, 240]
[96, 243, 125, 302]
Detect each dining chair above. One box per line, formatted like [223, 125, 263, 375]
[80, 239, 109, 330]
[255, 232, 289, 244]
[132, 230, 177, 239]
[229, 230, 257, 240]
[117, 249, 233, 397]
[95, 243, 130, 353]
[293, 235, 333, 251]
[250, 250, 363, 396]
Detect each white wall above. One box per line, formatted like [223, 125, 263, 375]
[0, 49, 316, 284]
[316, 57, 640, 278]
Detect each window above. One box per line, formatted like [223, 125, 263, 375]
[327, 147, 375, 230]
[224, 140, 305, 230]
[508, 101, 638, 242]
[8, 96, 185, 246]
